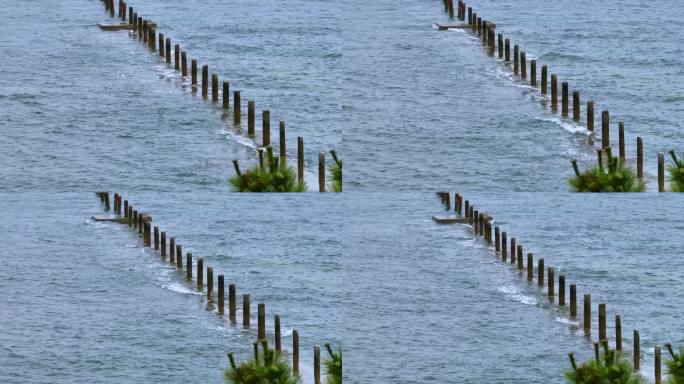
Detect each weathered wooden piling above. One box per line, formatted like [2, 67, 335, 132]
[448, 0, 454, 18]
[141, 20, 147, 41]
[138, 215, 143, 234]
[530, 60, 537, 86]
[476, 17, 481, 36]
[176, 244, 182, 269]
[541, 65, 547, 94]
[501, 231, 507, 261]
[527, 253, 533, 281]
[262, 110, 271, 147]
[153, 226, 159, 250]
[513, 45, 519, 75]
[548, 267, 555, 299]
[636, 137, 643, 179]
[124, 200, 128, 217]
[319, 152, 326, 192]
[293, 330, 300, 375]
[601, 110, 610, 148]
[191, 59, 197, 86]
[165, 39, 171, 64]
[218, 275, 224, 314]
[132, 210, 138, 228]
[279, 121, 286, 164]
[181, 51, 187, 76]
[587, 101, 594, 132]
[158, 33, 164, 57]
[212, 74, 219, 102]
[473, 210, 478, 234]
[218, 81, 228, 110]
[247, 100, 255, 135]
[229, 284, 237, 322]
[274, 314, 281, 354]
[570, 284, 577, 317]
[486, 222, 492, 244]
[128, 7, 133, 23]
[169, 237, 176, 262]
[232, 91, 241, 124]
[504, 38, 510, 62]
[201, 65, 208, 98]
[520, 52, 527, 79]
[197, 257, 204, 288]
[174, 44, 179, 70]
[243, 294, 250, 327]
[558, 275, 565, 306]
[615, 315, 622, 351]
[583, 294, 591, 333]
[297, 137, 304, 188]
[538, 258, 544, 286]
[207, 267, 213, 299]
[561, 82, 569, 117]
[186, 253, 192, 279]
[508, 236, 515, 261]
[160, 231, 166, 257]
[619, 122, 625, 162]
[494, 227, 500, 252]
[132, 13, 137, 31]
[150, 27, 156, 50]
[634, 330, 640, 370]
[498, 34, 503, 58]
[143, 222, 151, 246]
[516, 245, 523, 270]
[573, 91, 580, 121]
[314, 345, 321, 384]
[655, 345, 661, 384]
[551, 75, 558, 110]
[258, 303, 266, 340]
[598, 303, 606, 341]
[658, 153, 665, 192]
[467, 7, 472, 25]
[128, 207, 133, 227]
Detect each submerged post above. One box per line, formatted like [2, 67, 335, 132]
[212, 74, 219, 102]
[275, 314, 281, 354]
[520, 52, 527, 79]
[530, 60, 536, 86]
[573, 91, 580, 121]
[161, 231, 166, 257]
[501, 231, 507, 261]
[181, 51, 187, 76]
[538, 258, 544, 286]
[187, 253, 192, 279]
[527, 253, 533, 281]
[202, 65, 208, 98]
[174, 44, 179, 70]
[513, 45, 519, 75]
[154, 226, 159, 250]
[548, 267, 555, 300]
[218, 274, 224, 314]
[207, 267, 213, 298]
[191, 59, 197, 87]
[559, 274, 565, 306]
[562, 82, 569, 117]
[504, 38, 510, 62]
[247, 100, 255, 135]
[197, 257, 204, 288]
[551, 74, 558, 111]
[498, 33, 503, 58]
[223, 82, 230, 109]
[279, 121, 286, 164]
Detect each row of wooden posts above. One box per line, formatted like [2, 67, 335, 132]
[442, 0, 672, 192]
[437, 192, 669, 382]
[96, 192, 326, 383]
[101, 0, 330, 192]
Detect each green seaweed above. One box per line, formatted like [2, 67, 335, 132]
[229, 146, 306, 192]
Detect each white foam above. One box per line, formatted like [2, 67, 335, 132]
[537, 116, 591, 135]
[555, 316, 580, 326]
[497, 285, 537, 305]
[161, 281, 203, 295]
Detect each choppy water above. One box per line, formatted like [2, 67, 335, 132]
[343, 0, 684, 191]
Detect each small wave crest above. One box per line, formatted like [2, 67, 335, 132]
[536, 116, 591, 135]
[555, 316, 580, 326]
[497, 285, 537, 305]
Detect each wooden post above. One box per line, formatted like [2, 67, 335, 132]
[229, 284, 236, 322]
[202, 65, 208, 98]
[559, 275, 565, 306]
[258, 303, 265, 340]
[218, 275, 224, 314]
[587, 101, 594, 132]
[530, 60, 537, 86]
[128, 7, 133, 23]
[247, 100, 255, 135]
[186, 253, 192, 279]
[658, 153, 665, 192]
[169, 237, 175, 262]
[501, 231, 507, 261]
[176, 244, 182, 269]
[165, 39, 171, 64]
[583, 294, 591, 334]
[448, 0, 454, 18]
[233, 91, 241, 124]
[314, 345, 321, 384]
[634, 330, 640, 371]
[297, 137, 304, 188]
[551, 74, 558, 111]
[123, 200, 129, 217]
[637, 137, 643, 179]
[541, 65, 547, 94]
[520, 52, 527, 79]
[154, 226, 159, 250]
[655, 345, 661, 384]
[158, 33, 164, 57]
[548, 267, 555, 299]
[598, 304, 606, 341]
[476, 17, 481, 36]
[207, 267, 213, 299]
[143, 222, 151, 246]
[223, 82, 230, 109]
[504, 38, 510, 62]
[473, 210, 478, 234]
[132, 13, 137, 31]
[538, 258, 544, 286]
[513, 45, 519, 75]
[181, 51, 187, 76]
[212, 74, 219, 102]
[615, 315, 622, 351]
[527, 253, 533, 281]
[467, 7, 472, 25]
[570, 284, 577, 317]
[160, 231, 166, 257]
[494, 227, 500, 252]
[573, 91, 580, 121]
[141, 20, 147, 42]
[498, 33, 503, 58]
[619, 122, 625, 162]
[602, 110, 610, 148]
[509, 237, 515, 262]
[319, 152, 326, 192]
[174, 44, 179, 70]
[242, 294, 250, 327]
[279, 121, 286, 164]
[150, 28, 155, 50]
[262, 110, 270, 147]
[137, 214, 143, 234]
[274, 315, 281, 354]
[191, 59, 197, 86]
[516, 245, 523, 270]
[197, 257, 203, 288]
[128, 207, 133, 227]
[293, 330, 299, 375]
[562, 82, 569, 117]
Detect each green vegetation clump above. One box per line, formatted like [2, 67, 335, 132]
[666, 343, 684, 384]
[225, 340, 301, 384]
[565, 342, 644, 384]
[569, 148, 645, 192]
[229, 147, 306, 192]
[329, 150, 342, 192]
[668, 151, 684, 192]
[324, 343, 342, 384]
